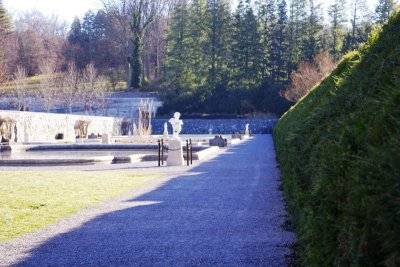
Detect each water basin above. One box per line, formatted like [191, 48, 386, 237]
[0, 150, 158, 160]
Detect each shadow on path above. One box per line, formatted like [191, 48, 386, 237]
[11, 136, 294, 266]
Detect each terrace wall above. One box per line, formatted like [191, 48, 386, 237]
[0, 110, 123, 143]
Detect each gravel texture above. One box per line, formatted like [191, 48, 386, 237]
[0, 135, 295, 266]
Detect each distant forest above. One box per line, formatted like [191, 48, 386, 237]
[0, 0, 397, 116]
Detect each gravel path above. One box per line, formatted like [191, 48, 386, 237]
[0, 135, 295, 266]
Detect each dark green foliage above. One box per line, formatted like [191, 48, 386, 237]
[68, 18, 83, 44]
[303, 0, 323, 61]
[375, 0, 396, 24]
[0, 0, 11, 81]
[0, 0, 11, 33]
[288, 0, 308, 73]
[274, 12, 400, 267]
[272, 0, 290, 83]
[163, 1, 192, 92]
[66, 11, 122, 72]
[204, 0, 231, 88]
[328, 0, 347, 59]
[163, 0, 290, 115]
[230, 0, 262, 88]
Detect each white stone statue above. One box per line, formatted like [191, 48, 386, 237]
[169, 112, 183, 139]
[163, 122, 169, 140]
[167, 112, 184, 166]
[245, 123, 250, 135]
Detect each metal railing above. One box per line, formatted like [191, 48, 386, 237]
[158, 139, 193, 166]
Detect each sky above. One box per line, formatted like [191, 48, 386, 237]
[3, 0, 379, 25]
[3, 0, 102, 23]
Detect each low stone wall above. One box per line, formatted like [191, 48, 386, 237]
[0, 110, 278, 143]
[152, 119, 278, 135]
[0, 111, 123, 143]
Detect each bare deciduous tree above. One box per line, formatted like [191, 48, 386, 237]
[38, 61, 59, 112]
[101, 0, 134, 90]
[101, 0, 166, 90]
[12, 66, 30, 111]
[80, 63, 108, 115]
[94, 75, 109, 115]
[284, 52, 336, 102]
[62, 62, 80, 113]
[7, 11, 67, 76]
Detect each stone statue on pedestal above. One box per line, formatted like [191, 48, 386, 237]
[245, 123, 250, 136]
[167, 112, 184, 166]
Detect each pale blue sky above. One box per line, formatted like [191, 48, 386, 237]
[3, 0, 379, 24]
[3, 0, 101, 23]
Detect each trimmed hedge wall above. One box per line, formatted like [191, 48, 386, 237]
[273, 12, 400, 267]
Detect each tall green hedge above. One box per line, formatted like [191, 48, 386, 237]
[273, 12, 400, 267]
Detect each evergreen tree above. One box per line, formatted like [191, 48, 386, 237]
[164, 0, 193, 92]
[204, 0, 231, 88]
[81, 11, 97, 65]
[82, 11, 97, 42]
[188, 0, 207, 88]
[288, 0, 308, 73]
[0, 0, 11, 81]
[68, 18, 83, 44]
[258, 0, 277, 79]
[375, 0, 396, 24]
[0, 0, 10, 33]
[328, 0, 347, 59]
[303, 0, 324, 61]
[270, 0, 290, 84]
[93, 10, 108, 40]
[230, 0, 262, 88]
[345, 0, 372, 52]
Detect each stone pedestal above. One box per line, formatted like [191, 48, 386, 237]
[167, 138, 184, 166]
[102, 133, 111, 144]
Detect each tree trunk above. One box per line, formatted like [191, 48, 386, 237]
[131, 34, 143, 90]
[126, 62, 131, 91]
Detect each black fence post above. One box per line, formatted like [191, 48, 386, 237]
[161, 139, 164, 166]
[190, 139, 193, 165]
[186, 140, 189, 166]
[158, 140, 161, 167]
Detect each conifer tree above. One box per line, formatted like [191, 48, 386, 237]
[0, 0, 10, 32]
[164, 0, 193, 93]
[270, 0, 290, 84]
[188, 0, 207, 87]
[303, 0, 324, 61]
[328, 0, 347, 59]
[0, 0, 11, 81]
[288, 0, 308, 73]
[231, 0, 262, 88]
[204, 0, 231, 89]
[68, 18, 83, 44]
[343, 0, 372, 52]
[375, 0, 396, 24]
[258, 0, 277, 79]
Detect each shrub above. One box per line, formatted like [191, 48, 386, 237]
[274, 12, 400, 267]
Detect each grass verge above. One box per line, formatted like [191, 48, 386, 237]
[0, 171, 158, 243]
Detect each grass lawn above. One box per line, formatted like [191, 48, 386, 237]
[0, 75, 127, 92]
[0, 171, 158, 243]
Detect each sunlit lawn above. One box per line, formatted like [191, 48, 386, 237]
[0, 75, 127, 92]
[0, 171, 158, 243]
